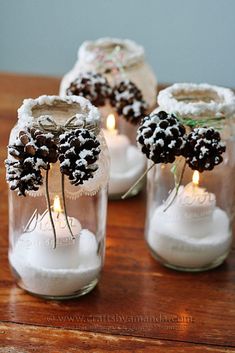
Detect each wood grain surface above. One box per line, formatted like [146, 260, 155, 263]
[0, 72, 234, 352]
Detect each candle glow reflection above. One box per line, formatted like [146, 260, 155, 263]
[106, 114, 117, 134]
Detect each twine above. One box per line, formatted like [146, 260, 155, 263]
[94, 45, 127, 82]
[33, 115, 100, 137]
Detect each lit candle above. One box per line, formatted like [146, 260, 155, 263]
[103, 113, 146, 196]
[27, 195, 81, 269]
[103, 114, 131, 174]
[169, 171, 216, 222]
[147, 171, 231, 269]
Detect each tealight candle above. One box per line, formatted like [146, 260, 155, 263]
[27, 195, 82, 269]
[103, 114, 131, 174]
[148, 171, 231, 269]
[177, 170, 216, 219]
[103, 114, 146, 197]
[164, 171, 216, 236]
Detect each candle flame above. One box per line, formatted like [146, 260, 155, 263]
[53, 195, 62, 213]
[192, 170, 200, 186]
[106, 114, 116, 131]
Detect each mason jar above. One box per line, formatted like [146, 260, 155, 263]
[145, 83, 235, 272]
[6, 95, 110, 299]
[60, 38, 157, 198]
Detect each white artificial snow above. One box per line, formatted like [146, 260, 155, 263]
[35, 158, 47, 169]
[108, 145, 146, 195]
[148, 206, 231, 269]
[65, 146, 75, 155]
[60, 159, 71, 168]
[23, 157, 34, 164]
[78, 38, 145, 69]
[79, 150, 93, 159]
[21, 174, 35, 182]
[199, 146, 208, 159]
[18, 95, 100, 127]
[168, 140, 176, 149]
[9, 229, 101, 297]
[157, 83, 235, 117]
[8, 147, 20, 156]
[40, 146, 49, 152]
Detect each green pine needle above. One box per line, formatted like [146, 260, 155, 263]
[176, 115, 225, 130]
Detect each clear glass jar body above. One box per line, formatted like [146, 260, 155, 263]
[7, 97, 109, 299]
[60, 38, 157, 199]
[145, 84, 235, 271]
[9, 186, 108, 299]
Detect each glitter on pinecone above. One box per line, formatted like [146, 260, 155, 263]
[59, 128, 101, 186]
[184, 127, 226, 172]
[5, 127, 58, 196]
[110, 80, 148, 124]
[137, 111, 186, 164]
[66, 72, 112, 107]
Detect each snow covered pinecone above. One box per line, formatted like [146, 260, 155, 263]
[137, 111, 186, 164]
[184, 127, 226, 172]
[6, 128, 58, 196]
[59, 128, 101, 186]
[110, 80, 148, 124]
[5, 159, 43, 196]
[66, 72, 112, 107]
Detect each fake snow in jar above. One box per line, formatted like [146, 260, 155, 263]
[137, 83, 235, 271]
[6, 95, 110, 299]
[60, 38, 157, 198]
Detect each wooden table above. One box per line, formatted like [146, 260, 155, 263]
[0, 73, 234, 352]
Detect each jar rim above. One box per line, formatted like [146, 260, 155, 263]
[157, 83, 235, 117]
[78, 37, 145, 70]
[17, 95, 101, 130]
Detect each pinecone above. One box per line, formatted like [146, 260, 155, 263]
[110, 80, 148, 124]
[6, 127, 58, 196]
[5, 159, 43, 196]
[137, 111, 186, 164]
[59, 128, 101, 186]
[184, 127, 226, 172]
[66, 72, 112, 107]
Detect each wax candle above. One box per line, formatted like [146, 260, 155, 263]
[103, 114, 146, 196]
[27, 195, 81, 269]
[148, 171, 231, 269]
[164, 171, 216, 236]
[103, 114, 131, 174]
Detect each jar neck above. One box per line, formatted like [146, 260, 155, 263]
[17, 95, 101, 134]
[157, 83, 235, 119]
[78, 38, 145, 73]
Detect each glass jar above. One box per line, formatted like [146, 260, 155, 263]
[7, 95, 110, 299]
[60, 38, 157, 198]
[145, 83, 235, 272]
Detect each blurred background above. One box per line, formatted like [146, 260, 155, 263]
[0, 0, 235, 87]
